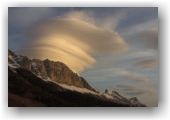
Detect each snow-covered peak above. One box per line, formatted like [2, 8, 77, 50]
[103, 89, 131, 104]
[105, 89, 112, 94]
[129, 97, 144, 106]
[8, 55, 20, 69]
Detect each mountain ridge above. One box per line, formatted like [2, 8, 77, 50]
[8, 49, 146, 107]
[8, 49, 97, 92]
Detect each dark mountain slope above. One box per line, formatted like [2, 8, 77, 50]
[8, 67, 132, 107]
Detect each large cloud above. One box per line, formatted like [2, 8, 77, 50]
[16, 16, 128, 73]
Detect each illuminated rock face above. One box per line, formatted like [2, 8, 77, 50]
[8, 49, 97, 92]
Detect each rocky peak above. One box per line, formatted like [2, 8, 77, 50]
[103, 89, 146, 106]
[8, 50, 97, 92]
[105, 89, 108, 93]
[129, 97, 138, 102]
[129, 97, 146, 107]
[105, 89, 120, 96]
[105, 89, 112, 94]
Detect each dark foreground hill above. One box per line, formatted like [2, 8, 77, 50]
[9, 68, 134, 107]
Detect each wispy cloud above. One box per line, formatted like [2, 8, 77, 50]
[119, 19, 158, 36]
[81, 68, 150, 84]
[125, 28, 158, 50]
[116, 84, 154, 96]
[113, 70, 150, 83]
[96, 10, 127, 31]
[134, 58, 158, 69]
[120, 72, 149, 83]
[63, 10, 95, 24]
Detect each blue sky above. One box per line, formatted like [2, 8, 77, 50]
[8, 7, 158, 106]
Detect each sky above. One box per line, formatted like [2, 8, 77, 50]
[8, 7, 158, 106]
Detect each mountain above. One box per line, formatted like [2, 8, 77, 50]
[8, 49, 146, 107]
[8, 49, 96, 92]
[103, 89, 146, 107]
[8, 67, 130, 107]
[129, 97, 146, 107]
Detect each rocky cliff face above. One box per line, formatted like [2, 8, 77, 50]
[8, 50, 96, 92]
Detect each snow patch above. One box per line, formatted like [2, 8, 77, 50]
[31, 62, 37, 69]
[58, 83, 98, 95]
[8, 63, 19, 69]
[46, 79, 100, 95]
[8, 55, 20, 68]
[106, 90, 124, 99]
[110, 91, 124, 100]
[103, 94, 114, 100]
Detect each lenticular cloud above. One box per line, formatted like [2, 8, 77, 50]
[17, 18, 128, 73]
